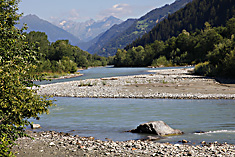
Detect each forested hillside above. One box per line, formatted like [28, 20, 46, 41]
[113, 0, 235, 78]
[126, 0, 235, 49]
[87, 19, 136, 55]
[94, 0, 192, 56]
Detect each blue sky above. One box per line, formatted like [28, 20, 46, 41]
[19, 0, 175, 22]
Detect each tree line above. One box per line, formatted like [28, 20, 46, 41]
[113, 18, 235, 78]
[25, 31, 109, 74]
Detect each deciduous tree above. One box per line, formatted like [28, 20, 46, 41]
[0, 0, 54, 155]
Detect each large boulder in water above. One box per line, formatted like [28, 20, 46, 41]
[130, 121, 183, 136]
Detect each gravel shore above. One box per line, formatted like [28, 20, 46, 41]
[37, 68, 235, 99]
[12, 131, 235, 157]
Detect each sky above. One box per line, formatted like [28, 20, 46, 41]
[18, 0, 175, 22]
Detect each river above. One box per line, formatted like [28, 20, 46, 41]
[36, 66, 186, 85]
[31, 66, 235, 145]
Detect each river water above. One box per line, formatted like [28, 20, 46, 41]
[31, 66, 235, 144]
[36, 66, 185, 85]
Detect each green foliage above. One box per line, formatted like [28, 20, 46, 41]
[95, 0, 191, 56]
[192, 19, 235, 78]
[56, 57, 78, 73]
[127, 0, 235, 49]
[201, 37, 235, 78]
[25, 31, 50, 59]
[226, 17, 235, 37]
[113, 49, 127, 67]
[151, 56, 172, 67]
[114, 25, 213, 67]
[79, 81, 93, 87]
[102, 81, 107, 86]
[0, 0, 54, 156]
[25, 31, 108, 74]
[114, 17, 235, 78]
[194, 62, 215, 76]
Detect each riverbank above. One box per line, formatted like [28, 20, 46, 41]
[37, 68, 235, 99]
[43, 72, 83, 80]
[12, 131, 235, 156]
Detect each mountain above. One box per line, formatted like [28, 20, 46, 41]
[126, 0, 235, 49]
[87, 19, 137, 55]
[54, 16, 123, 42]
[77, 33, 105, 51]
[92, 0, 192, 57]
[16, 14, 81, 45]
[112, 0, 235, 79]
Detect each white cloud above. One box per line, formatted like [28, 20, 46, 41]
[98, 3, 132, 19]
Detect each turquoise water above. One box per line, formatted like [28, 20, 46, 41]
[36, 66, 188, 85]
[32, 66, 235, 144]
[29, 98, 235, 144]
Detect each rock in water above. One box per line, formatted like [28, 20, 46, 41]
[31, 124, 41, 129]
[130, 121, 183, 136]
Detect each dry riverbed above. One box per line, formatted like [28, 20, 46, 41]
[37, 68, 235, 99]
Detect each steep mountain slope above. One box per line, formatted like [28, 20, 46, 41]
[94, 0, 192, 57]
[55, 16, 123, 42]
[126, 0, 235, 49]
[16, 14, 81, 45]
[87, 19, 136, 55]
[77, 32, 105, 51]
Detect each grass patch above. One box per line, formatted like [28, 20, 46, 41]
[79, 81, 93, 87]
[162, 80, 168, 84]
[102, 81, 107, 86]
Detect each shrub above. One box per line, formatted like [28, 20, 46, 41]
[194, 61, 216, 76]
[151, 56, 172, 67]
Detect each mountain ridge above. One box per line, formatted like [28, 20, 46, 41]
[92, 0, 192, 57]
[54, 16, 123, 42]
[86, 18, 137, 55]
[16, 14, 81, 45]
[126, 0, 235, 49]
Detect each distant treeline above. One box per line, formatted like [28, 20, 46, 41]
[25, 31, 109, 74]
[113, 18, 235, 78]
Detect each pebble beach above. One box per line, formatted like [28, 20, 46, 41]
[12, 131, 235, 157]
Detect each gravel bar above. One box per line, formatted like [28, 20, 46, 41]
[37, 68, 235, 99]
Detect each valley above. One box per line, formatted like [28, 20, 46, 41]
[2, 0, 235, 156]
